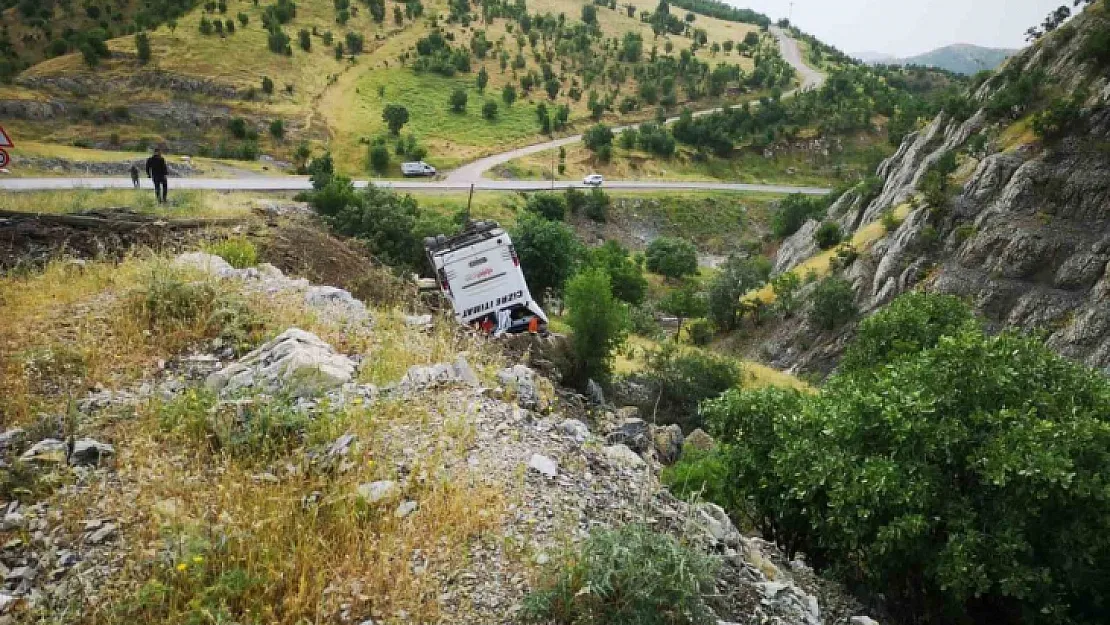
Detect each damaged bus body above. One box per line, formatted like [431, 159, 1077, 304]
[424, 221, 548, 335]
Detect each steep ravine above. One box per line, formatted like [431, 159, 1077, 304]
[761, 9, 1110, 376]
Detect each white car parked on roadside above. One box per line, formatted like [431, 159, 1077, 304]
[583, 173, 604, 186]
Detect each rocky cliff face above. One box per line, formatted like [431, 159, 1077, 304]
[767, 7, 1110, 376]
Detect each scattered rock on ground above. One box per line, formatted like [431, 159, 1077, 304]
[586, 379, 605, 405]
[394, 500, 418, 518]
[651, 424, 684, 464]
[527, 454, 559, 478]
[398, 355, 480, 392]
[601, 444, 646, 469]
[557, 419, 590, 444]
[685, 428, 716, 452]
[305, 285, 371, 323]
[19, 439, 67, 465]
[68, 439, 114, 466]
[606, 417, 651, 453]
[358, 481, 400, 504]
[497, 365, 550, 411]
[207, 328, 357, 398]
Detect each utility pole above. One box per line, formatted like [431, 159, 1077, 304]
[788, 1, 794, 24]
[550, 148, 555, 190]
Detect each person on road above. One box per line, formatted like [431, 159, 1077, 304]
[145, 148, 169, 204]
[130, 163, 140, 189]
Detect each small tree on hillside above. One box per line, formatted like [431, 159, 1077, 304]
[659, 282, 707, 339]
[477, 66, 489, 92]
[369, 143, 390, 173]
[511, 213, 581, 302]
[135, 32, 152, 64]
[262, 76, 274, 94]
[583, 123, 614, 155]
[771, 272, 802, 318]
[707, 255, 771, 331]
[382, 104, 410, 135]
[809, 276, 857, 331]
[588, 241, 647, 305]
[482, 100, 499, 120]
[450, 88, 468, 112]
[645, 237, 697, 280]
[565, 268, 628, 387]
[502, 84, 517, 106]
[298, 28, 311, 51]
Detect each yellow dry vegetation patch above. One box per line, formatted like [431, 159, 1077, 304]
[745, 201, 915, 306]
[614, 334, 809, 391]
[999, 115, 1037, 152]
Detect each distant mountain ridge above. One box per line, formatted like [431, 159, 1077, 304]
[855, 43, 1016, 75]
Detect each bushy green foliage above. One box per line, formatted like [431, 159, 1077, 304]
[771, 194, 826, 239]
[205, 237, 258, 269]
[382, 104, 410, 135]
[482, 100, 498, 120]
[641, 343, 739, 431]
[662, 446, 735, 509]
[659, 282, 707, 334]
[707, 254, 770, 331]
[686, 319, 714, 346]
[511, 213, 581, 299]
[1031, 96, 1083, 141]
[368, 143, 390, 173]
[1080, 19, 1110, 65]
[584, 188, 611, 222]
[588, 241, 647, 305]
[564, 268, 628, 386]
[522, 524, 718, 625]
[808, 276, 856, 331]
[770, 272, 801, 317]
[583, 124, 614, 154]
[525, 193, 567, 221]
[450, 88, 468, 112]
[705, 296, 1110, 625]
[130, 269, 262, 351]
[840, 292, 977, 373]
[135, 31, 152, 63]
[813, 221, 842, 249]
[645, 237, 698, 280]
[156, 390, 309, 461]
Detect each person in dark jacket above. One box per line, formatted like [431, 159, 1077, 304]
[129, 163, 140, 189]
[145, 149, 169, 203]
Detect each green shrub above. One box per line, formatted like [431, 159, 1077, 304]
[662, 446, 734, 509]
[1081, 21, 1110, 65]
[813, 221, 842, 249]
[132, 270, 219, 332]
[707, 255, 771, 331]
[705, 298, 1110, 625]
[771, 194, 826, 239]
[808, 276, 856, 331]
[645, 237, 698, 280]
[686, 319, 714, 346]
[525, 192, 567, 221]
[368, 143, 390, 173]
[564, 268, 628, 387]
[205, 236, 258, 269]
[589, 241, 647, 305]
[1031, 96, 1083, 142]
[640, 343, 739, 431]
[565, 186, 586, 215]
[628, 304, 661, 338]
[770, 272, 801, 317]
[584, 188, 610, 222]
[839, 292, 977, 374]
[156, 389, 310, 461]
[880, 209, 903, 233]
[522, 524, 718, 625]
[319, 183, 429, 271]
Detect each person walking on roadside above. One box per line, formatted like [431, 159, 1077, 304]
[130, 163, 140, 189]
[145, 148, 169, 204]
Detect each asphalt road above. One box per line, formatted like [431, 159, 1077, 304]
[0, 31, 828, 195]
[0, 176, 833, 195]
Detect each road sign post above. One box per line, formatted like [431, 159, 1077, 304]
[0, 124, 14, 170]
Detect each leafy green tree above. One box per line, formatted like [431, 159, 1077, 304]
[450, 88, 468, 112]
[368, 143, 390, 173]
[771, 194, 826, 239]
[525, 193, 567, 221]
[502, 84, 517, 106]
[476, 66, 489, 92]
[269, 119, 285, 139]
[707, 255, 770, 331]
[584, 188, 610, 222]
[583, 123, 614, 154]
[588, 241, 647, 305]
[482, 100, 498, 120]
[564, 268, 628, 386]
[367, 0, 386, 22]
[645, 237, 697, 280]
[262, 76, 274, 94]
[659, 281, 707, 338]
[705, 300, 1110, 625]
[642, 343, 739, 431]
[770, 272, 801, 317]
[808, 276, 856, 331]
[511, 213, 581, 300]
[324, 184, 426, 270]
[544, 78, 560, 100]
[813, 221, 842, 249]
[135, 32, 152, 64]
[839, 292, 977, 373]
[298, 28, 311, 51]
[382, 104, 410, 135]
[307, 152, 335, 189]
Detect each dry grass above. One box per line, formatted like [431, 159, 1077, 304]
[612, 334, 808, 391]
[4, 248, 513, 624]
[0, 188, 261, 218]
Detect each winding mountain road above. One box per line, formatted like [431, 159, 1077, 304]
[0, 30, 827, 195]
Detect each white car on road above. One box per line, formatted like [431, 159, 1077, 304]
[583, 174, 604, 186]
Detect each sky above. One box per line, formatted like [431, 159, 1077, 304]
[729, 0, 1071, 57]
